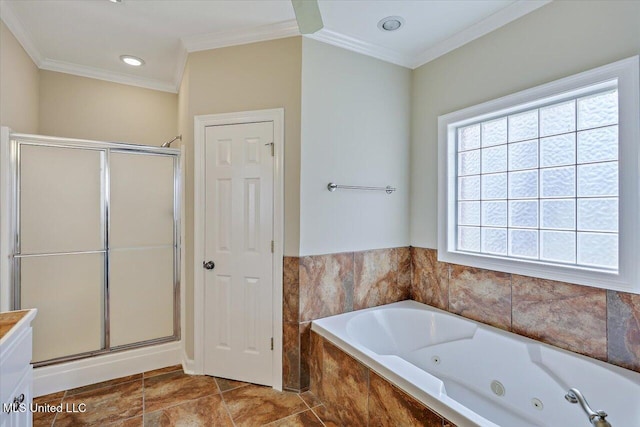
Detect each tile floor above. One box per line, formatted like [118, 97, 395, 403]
[33, 365, 332, 426]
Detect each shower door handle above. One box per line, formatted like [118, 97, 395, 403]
[203, 260, 215, 270]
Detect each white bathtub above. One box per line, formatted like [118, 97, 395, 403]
[311, 300, 640, 427]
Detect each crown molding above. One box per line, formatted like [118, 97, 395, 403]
[173, 41, 189, 92]
[304, 0, 549, 71]
[40, 59, 177, 93]
[306, 28, 412, 69]
[0, 1, 43, 66]
[1, 1, 178, 93]
[2, 0, 551, 92]
[182, 19, 300, 53]
[411, 0, 552, 69]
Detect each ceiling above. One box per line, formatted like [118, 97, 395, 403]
[0, 0, 549, 93]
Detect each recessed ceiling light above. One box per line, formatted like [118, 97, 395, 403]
[120, 55, 144, 67]
[109, 0, 122, 3]
[378, 16, 405, 32]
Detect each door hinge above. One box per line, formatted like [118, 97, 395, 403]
[271, 240, 274, 253]
[265, 142, 274, 156]
[270, 337, 274, 351]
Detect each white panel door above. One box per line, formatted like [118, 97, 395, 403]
[203, 121, 274, 385]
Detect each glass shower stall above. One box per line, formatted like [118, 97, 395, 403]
[4, 132, 180, 366]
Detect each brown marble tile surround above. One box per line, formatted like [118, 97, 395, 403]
[319, 339, 369, 425]
[449, 264, 512, 330]
[369, 372, 445, 427]
[284, 246, 640, 392]
[354, 248, 411, 310]
[607, 291, 640, 371]
[310, 331, 455, 427]
[512, 275, 607, 359]
[299, 253, 355, 322]
[411, 247, 640, 373]
[283, 247, 412, 391]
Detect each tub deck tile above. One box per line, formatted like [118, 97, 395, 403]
[283, 321, 301, 390]
[299, 321, 312, 389]
[368, 372, 443, 427]
[321, 339, 369, 426]
[309, 331, 324, 399]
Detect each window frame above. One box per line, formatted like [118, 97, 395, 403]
[437, 56, 640, 294]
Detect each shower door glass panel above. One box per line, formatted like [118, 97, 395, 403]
[109, 152, 176, 347]
[20, 253, 104, 363]
[19, 145, 104, 254]
[110, 152, 175, 247]
[12, 135, 180, 366]
[109, 248, 174, 346]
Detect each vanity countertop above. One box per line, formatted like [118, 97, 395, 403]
[0, 310, 34, 342]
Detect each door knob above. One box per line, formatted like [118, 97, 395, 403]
[203, 260, 215, 270]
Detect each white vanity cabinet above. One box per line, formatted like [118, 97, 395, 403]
[0, 310, 37, 427]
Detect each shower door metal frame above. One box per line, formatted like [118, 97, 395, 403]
[8, 133, 181, 367]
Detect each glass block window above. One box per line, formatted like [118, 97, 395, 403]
[455, 88, 619, 270]
[439, 57, 640, 294]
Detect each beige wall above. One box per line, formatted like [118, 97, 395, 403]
[1, 21, 177, 145]
[177, 59, 191, 358]
[179, 37, 302, 358]
[0, 20, 39, 133]
[39, 70, 177, 146]
[410, 0, 640, 248]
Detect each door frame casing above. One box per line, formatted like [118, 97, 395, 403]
[193, 108, 284, 390]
